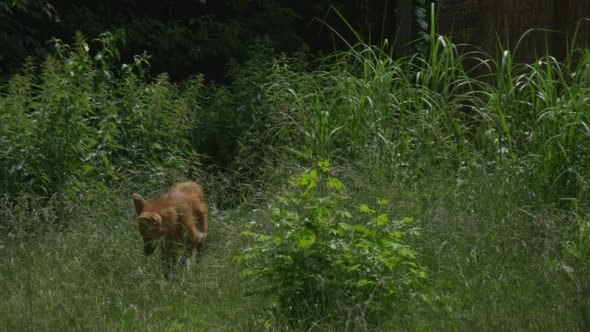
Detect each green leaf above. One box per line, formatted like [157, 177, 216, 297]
[272, 235, 282, 245]
[398, 247, 417, 258]
[389, 231, 404, 239]
[297, 231, 316, 248]
[359, 204, 375, 214]
[81, 164, 94, 175]
[293, 169, 318, 190]
[327, 177, 343, 190]
[239, 231, 259, 238]
[339, 210, 352, 220]
[101, 154, 110, 168]
[338, 223, 352, 231]
[317, 160, 330, 172]
[356, 279, 374, 287]
[345, 264, 361, 272]
[352, 224, 372, 236]
[375, 213, 389, 226]
[376, 198, 389, 206]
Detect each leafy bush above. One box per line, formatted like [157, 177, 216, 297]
[0, 32, 200, 197]
[236, 161, 426, 328]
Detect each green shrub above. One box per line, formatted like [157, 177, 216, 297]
[236, 161, 426, 329]
[0, 32, 200, 197]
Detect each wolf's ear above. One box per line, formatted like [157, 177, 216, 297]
[132, 194, 147, 215]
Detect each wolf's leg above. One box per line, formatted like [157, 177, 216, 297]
[195, 204, 208, 234]
[194, 206, 208, 254]
[162, 239, 186, 279]
[183, 216, 206, 256]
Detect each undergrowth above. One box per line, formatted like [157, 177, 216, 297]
[236, 161, 426, 329]
[0, 32, 201, 198]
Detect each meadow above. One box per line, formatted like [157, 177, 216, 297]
[1, 28, 590, 330]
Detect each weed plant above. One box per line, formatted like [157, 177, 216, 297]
[237, 161, 426, 329]
[0, 32, 201, 198]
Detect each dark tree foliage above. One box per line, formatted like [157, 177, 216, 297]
[0, 0, 399, 81]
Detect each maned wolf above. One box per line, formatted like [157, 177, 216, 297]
[132, 182, 208, 278]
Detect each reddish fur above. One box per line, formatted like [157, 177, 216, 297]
[132, 182, 208, 278]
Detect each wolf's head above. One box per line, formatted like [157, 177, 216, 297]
[132, 194, 162, 255]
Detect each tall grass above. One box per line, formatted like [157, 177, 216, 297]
[478, 43, 590, 200]
[234, 28, 590, 200]
[236, 40, 482, 188]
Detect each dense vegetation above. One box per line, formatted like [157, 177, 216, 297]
[2, 8, 590, 330]
[0, 0, 402, 81]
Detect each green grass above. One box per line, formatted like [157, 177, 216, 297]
[1, 165, 587, 330]
[0, 186, 263, 331]
[399, 168, 579, 329]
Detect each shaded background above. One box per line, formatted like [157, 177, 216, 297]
[1, 0, 589, 80]
[0, 0, 399, 81]
[438, 0, 590, 61]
